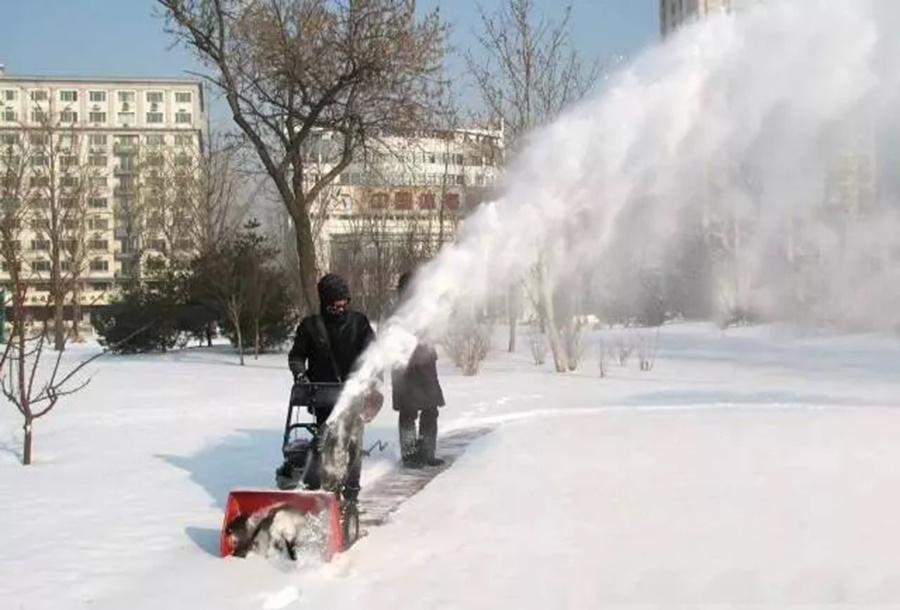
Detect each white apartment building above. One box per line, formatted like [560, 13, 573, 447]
[0, 67, 205, 318]
[296, 125, 504, 315]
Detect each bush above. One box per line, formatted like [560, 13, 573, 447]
[93, 271, 217, 354]
[443, 316, 491, 376]
[92, 287, 183, 353]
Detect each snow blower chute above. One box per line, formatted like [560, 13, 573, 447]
[219, 381, 360, 560]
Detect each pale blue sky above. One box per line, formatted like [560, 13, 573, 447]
[0, 0, 660, 125]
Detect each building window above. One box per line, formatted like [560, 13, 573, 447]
[394, 191, 413, 210]
[117, 91, 135, 103]
[0, 133, 17, 146]
[148, 239, 167, 251]
[31, 260, 50, 273]
[418, 192, 435, 210]
[60, 90, 78, 102]
[1, 109, 15, 122]
[145, 134, 165, 146]
[174, 134, 192, 146]
[89, 258, 109, 272]
[29, 90, 48, 102]
[370, 192, 389, 209]
[174, 111, 192, 124]
[89, 91, 107, 103]
[88, 197, 107, 208]
[89, 177, 107, 188]
[30, 240, 49, 251]
[175, 92, 192, 104]
[146, 91, 164, 103]
[88, 134, 108, 147]
[2, 90, 16, 101]
[60, 155, 78, 168]
[117, 112, 135, 124]
[31, 109, 47, 123]
[88, 218, 109, 230]
[146, 112, 163, 124]
[89, 155, 107, 167]
[89, 112, 107, 123]
[442, 192, 460, 210]
[31, 219, 49, 231]
[88, 239, 108, 251]
[31, 154, 47, 167]
[60, 176, 78, 188]
[30, 176, 49, 188]
[60, 110, 78, 123]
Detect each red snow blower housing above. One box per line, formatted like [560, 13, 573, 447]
[219, 381, 360, 560]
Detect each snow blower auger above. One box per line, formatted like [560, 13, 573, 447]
[219, 381, 361, 561]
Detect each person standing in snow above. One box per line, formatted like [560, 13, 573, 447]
[287, 273, 382, 505]
[391, 270, 446, 468]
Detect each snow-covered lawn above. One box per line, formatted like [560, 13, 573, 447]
[2, 323, 900, 608]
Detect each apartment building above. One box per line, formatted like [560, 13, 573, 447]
[660, 0, 760, 37]
[295, 125, 504, 315]
[0, 67, 205, 318]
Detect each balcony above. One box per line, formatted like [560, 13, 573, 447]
[113, 166, 137, 176]
[112, 143, 139, 154]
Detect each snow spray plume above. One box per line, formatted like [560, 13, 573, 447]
[330, 0, 900, 422]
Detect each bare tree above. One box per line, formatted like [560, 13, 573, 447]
[191, 131, 249, 257]
[467, 0, 598, 366]
[3, 119, 103, 351]
[0, 131, 103, 465]
[158, 0, 447, 315]
[30, 124, 103, 350]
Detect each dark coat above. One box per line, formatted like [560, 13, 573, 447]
[391, 343, 445, 412]
[288, 310, 375, 383]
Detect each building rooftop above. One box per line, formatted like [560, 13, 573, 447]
[0, 68, 201, 87]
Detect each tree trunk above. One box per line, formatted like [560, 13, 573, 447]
[507, 283, 518, 353]
[72, 290, 82, 342]
[254, 316, 260, 360]
[292, 212, 319, 317]
[537, 256, 568, 373]
[231, 307, 244, 366]
[53, 295, 65, 352]
[22, 417, 32, 466]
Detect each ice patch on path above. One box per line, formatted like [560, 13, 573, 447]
[260, 585, 301, 609]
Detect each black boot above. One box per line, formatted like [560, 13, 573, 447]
[417, 408, 444, 466]
[399, 410, 422, 468]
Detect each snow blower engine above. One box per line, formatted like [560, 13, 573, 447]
[218, 381, 360, 561]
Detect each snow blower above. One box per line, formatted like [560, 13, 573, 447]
[219, 381, 360, 560]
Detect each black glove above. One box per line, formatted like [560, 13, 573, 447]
[289, 359, 307, 382]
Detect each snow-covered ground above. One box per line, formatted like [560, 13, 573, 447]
[3, 322, 900, 608]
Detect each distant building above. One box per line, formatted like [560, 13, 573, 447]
[0, 68, 205, 321]
[287, 125, 504, 316]
[660, 0, 732, 37]
[659, 0, 875, 222]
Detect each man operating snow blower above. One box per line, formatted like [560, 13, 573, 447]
[220, 273, 382, 561]
[286, 273, 382, 509]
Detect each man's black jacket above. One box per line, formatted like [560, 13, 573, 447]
[288, 311, 375, 382]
